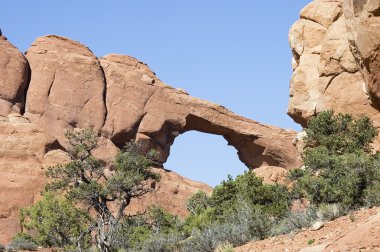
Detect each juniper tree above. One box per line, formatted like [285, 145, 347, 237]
[44, 129, 159, 252]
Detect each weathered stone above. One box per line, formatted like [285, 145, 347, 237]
[0, 116, 56, 244]
[253, 166, 288, 185]
[300, 0, 342, 28]
[25, 35, 106, 140]
[287, 0, 380, 130]
[344, 0, 380, 107]
[0, 35, 29, 116]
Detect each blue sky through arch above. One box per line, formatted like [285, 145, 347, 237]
[166, 131, 248, 187]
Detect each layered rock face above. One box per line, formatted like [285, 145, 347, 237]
[288, 0, 380, 128]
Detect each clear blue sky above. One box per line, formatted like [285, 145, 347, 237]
[1, 1, 310, 187]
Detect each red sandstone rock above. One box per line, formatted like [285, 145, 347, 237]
[0, 115, 56, 244]
[289, 0, 380, 130]
[0, 33, 302, 244]
[101, 54, 301, 170]
[24, 35, 106, 139]
[0, 36, 29, 116]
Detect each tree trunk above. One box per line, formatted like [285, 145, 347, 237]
[98, 242, 112, 252]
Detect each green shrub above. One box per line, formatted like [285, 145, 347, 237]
[140, 233, 183, 252]
[211, 171, 291, 220]
[182, 207, 216, 235]
[112, 218, 153, 250]
[147, 205, 181, 235]
[271, 208, 317, 236]
[316, 203, 347, 221]
[187, 190, 211, 215]
[20, 192, 91, 249]
[214, 242, 234, 252]
[290, 111, 380, 209]
[307, 239, 315, 245]
[364, 182, 380, 207]
[8, 234, 38, 251]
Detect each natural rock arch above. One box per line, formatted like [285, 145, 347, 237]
[3, 35, 301, 171]
[100, 54, 301, 170]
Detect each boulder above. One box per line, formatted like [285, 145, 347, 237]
[0, 35, 29, 116]
[24, 35, 106, 140]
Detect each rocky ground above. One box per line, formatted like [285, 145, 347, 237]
[235, 207, 380, 252]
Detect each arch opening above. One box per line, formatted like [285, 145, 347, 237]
[164, 130, 248, 187]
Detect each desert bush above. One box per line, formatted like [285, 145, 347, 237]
[316, 203, 347, 221]
[20, 192, 91, 249]
[140, 233, 183, 252]
[8, 233, 38, 251]
[112, 217, 152, 251]
[182, 201, 272, 252]
[147, 205, 181, 235]
[211, 171, 291, 220]
[271, 208, 317, 236]
[289, 111, 380, 209]
[364, 182, 380, 207]
[181, 207, 216, 235]
[181, 223, 249, 252]
[187, 190, 211, 215]
[214, 242, 234, 252]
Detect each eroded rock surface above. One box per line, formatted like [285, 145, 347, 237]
[288, 0, 380, 131]
[0, 114, 57, 243]
[344, 0, 380, 107]
[0, 36, 29, 116]
[25, 35, 107, 139]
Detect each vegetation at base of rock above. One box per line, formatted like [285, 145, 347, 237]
[131, 111, 380, 251]
[20, 192, 91, 250]
[20, 129, 159, 252]
[289, 111, 380, 209]
[8, 233, 38, 251]
[17, 111, 380, 251]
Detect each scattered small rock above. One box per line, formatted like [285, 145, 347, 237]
[311, 221, 324, 231]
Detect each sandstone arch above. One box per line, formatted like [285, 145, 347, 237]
[100, 54, 301, 170]
[18, 36, 300, 171]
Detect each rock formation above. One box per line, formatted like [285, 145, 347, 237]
[288, 0, 380, 129]
[25, 35, 107, 138]
[21, 36, 301, 169]
[344, 0, 380, 107]
[0, 34, 301, 243]
[100, 54, 300, 168]
[0, 114, 58, 243]
[0, 35, 29, 116]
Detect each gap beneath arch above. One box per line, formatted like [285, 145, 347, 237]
[165, 131, 248, 187]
